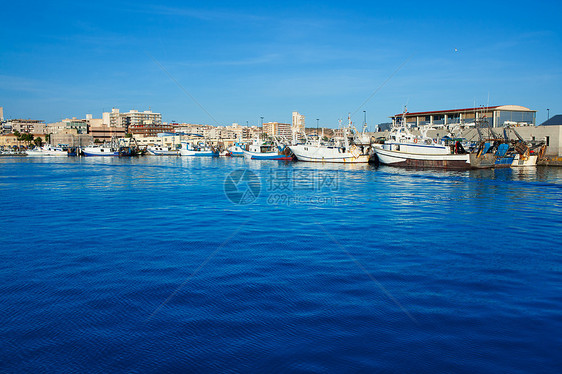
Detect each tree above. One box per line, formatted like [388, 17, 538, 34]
[125, 133, 133, 138]
[13, 130, 21, 139]
[94, 138, 101, 144]
[22, 133, 34, 145]
[34, 137, 43, 147]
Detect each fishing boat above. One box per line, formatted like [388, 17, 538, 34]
[242, 139, 293, 160]
[290, 142, 370, 163]
[227, 143, 245, 157]
[179, 142, 219, 157]
[147, 145, 179, 156]
[25, 145, 68, 157]
[289, 116, 371, 163]
[506, 128, 545, 167]
[82, 145, 119, 156]
[0, 148, 26, 156]
[373, 108, 495, 169]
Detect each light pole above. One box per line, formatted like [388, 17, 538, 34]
[260, 116, 264, 140]
[316, 119, 319, 140]
[363, 110, 367, 131]
[547, 109, 550, 120]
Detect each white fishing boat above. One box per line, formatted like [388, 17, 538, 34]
[179, 142, 219, 157]
[506, 130, 546, 167]
[25, 145, 68, 157]
[242, 139, 292, 160]
[147, 145, 179, 156]
[82, 145, 119, 156]
[290, 143, 369, 163]
[373, 108, 495, 169]
[289, 116, 370, 163]
[227, 144, 245, 157]
[511, 153, 538, 167]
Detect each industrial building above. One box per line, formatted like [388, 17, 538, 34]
[391, 105, 536, 128]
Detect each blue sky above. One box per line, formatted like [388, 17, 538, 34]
[1, 0, 561, 128]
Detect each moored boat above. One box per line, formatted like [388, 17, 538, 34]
[82, 145, 119, 156]
[289, 116, 370, 163]
[25, 145, 68, 157]
[179, 142, 219, 157]
[242, 139, 293, 160]
[290, 143, 370, 163]
[373, 108, 495, 169]
[227, 144, 245, 157]
[147, 145, 179, 156]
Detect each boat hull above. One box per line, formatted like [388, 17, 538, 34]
[289, 145, 369, 163]
[180, 150, 219, 157]
[374, 147, 490, 169]
[511, 154, 538, 167]
[82, 147, 119, 156]
[25, 150, 68, 157]
[26, 146, 68, 157]
[148, 150, 179, 156]
[242, 150, 292, 160]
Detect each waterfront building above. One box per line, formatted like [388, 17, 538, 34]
[89, 125, 127, 143]
[0, 134, 20, 147]
[62, 118, 88, 134]
[129, 122, 174, 137]
[86, 114, 103, 128]
[50, 131, 92, 147]
[206, 126, 238, 141]
[173, 123, 213, 136]
[540, 115, 562, 127]
[292, 112, 305, 133]
[46, 122, 66, 134]
[391, 105, 536, 128]
[224, 123, 253, 140]
[133, 133, 189, 148]
[6, 119, 47, 135]
[292, 111, 306, 141]
[263, 122, 292, 139]
[103, 108, 162, 132]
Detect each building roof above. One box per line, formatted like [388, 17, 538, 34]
[392, 105, 534, 117]
[539, 115, 562, 126]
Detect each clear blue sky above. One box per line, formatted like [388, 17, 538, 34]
[1, 0, 561, 128]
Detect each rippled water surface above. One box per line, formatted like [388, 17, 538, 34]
[1, 157, 561, 373]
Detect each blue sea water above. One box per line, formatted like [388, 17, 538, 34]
[1, 156, 561, 373]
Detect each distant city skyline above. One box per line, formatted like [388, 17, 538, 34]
[1, 0, 561, 128]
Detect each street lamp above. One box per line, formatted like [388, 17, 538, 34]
[260, 116, 264, 140]
[316, 118, 319, 139]
[363, 110, 367, 131]
[547, 109, 550, 120]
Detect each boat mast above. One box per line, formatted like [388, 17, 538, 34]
[345, 113, 351, 148]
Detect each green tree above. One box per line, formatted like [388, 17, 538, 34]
[34, 137, 43, 147]
[125, 133, 133, 138]
[22, 133, 34, 145]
